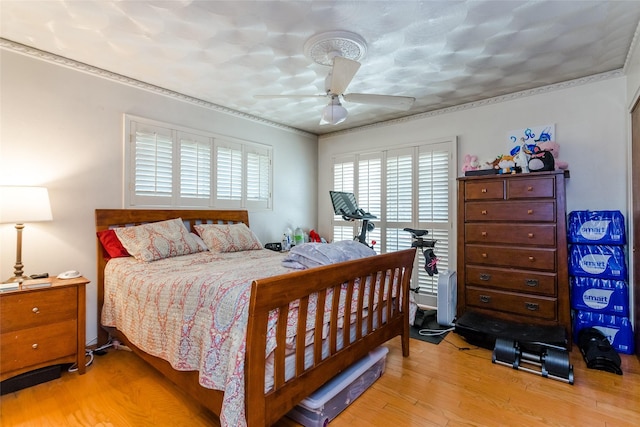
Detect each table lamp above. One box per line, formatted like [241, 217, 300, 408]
[0, 186, 53, 282]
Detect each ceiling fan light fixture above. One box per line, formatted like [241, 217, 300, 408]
[321, 98, 348, 125]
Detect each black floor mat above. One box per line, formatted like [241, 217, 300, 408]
[410, 309, 452, 345]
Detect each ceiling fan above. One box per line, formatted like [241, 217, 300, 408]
[255, 56, 416, 125]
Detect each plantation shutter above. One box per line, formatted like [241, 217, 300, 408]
[215, 140, 243, 207]
[246, 144, 272, 209]
[332, 157, 355, 242]
[179, 132, 211, 206]
[358, 154, 382, 250]
[131, 122, 174, 206]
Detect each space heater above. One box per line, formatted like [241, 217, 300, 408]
[436, 270, 457, 326]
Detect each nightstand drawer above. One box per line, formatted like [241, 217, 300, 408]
[0, 319, 77, 373]
[0, 287, 77, 332]
[466, 287, 557, 320]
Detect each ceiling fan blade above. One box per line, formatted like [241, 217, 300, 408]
[329, 56, 361, 95]
[253, 94, 326, 100]
[343, 93, 415, 110]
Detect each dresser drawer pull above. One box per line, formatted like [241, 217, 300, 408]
[481, 210, 487, 215]
[527, 186, 533, 191]
[529, 256, 535, 262]
[479, 273, 491, 281]
[525, 302, 539, 311]
[481, 231, 487, 237]
[479, 295, 491, 303]
[525, 279, 539, 287]
[482, 253, 488, 258]
[32, 307, 40, 314]
[528, 233, 534, 238]
[527, 209, 533, 215]
[32, 343, 39, 349]
[481, 188, 487, 193]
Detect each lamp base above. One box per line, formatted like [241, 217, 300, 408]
[5, 275, 28, 283]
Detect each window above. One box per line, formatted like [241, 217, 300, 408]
[331, 137, 456, 308]
[125, 115, 272, 210]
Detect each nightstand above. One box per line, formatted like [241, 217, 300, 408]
[0, 276, 88, 382]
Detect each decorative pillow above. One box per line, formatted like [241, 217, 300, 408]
[194, 223, 262, 253]
[114, 218, 202, 262]
[190, 232, 209, 251]
[97, 229, 130, 259]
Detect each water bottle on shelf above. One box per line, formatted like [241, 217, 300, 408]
[294, 227, 304, 246]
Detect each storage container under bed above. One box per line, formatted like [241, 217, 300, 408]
[286, 346, 389, 427]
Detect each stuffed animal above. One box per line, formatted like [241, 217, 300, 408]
[462, 154, 480, 172]
[528, 145, 555, 172]
[537, 141, 569, 170]
[497, 155, 515, 174]
[514, 145, 530, 173]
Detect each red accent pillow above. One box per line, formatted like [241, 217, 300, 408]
[97, 229, 130, 259]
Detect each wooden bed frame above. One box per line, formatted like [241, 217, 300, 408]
[95, 209, 416, 426]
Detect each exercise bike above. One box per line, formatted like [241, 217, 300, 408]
[403, 227, 438, 277]
[330, 190, 377, 249]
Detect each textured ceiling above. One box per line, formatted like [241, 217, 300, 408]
[2, 0, 640, 135]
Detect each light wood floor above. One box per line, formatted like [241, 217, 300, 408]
[2, 333, 639, 426]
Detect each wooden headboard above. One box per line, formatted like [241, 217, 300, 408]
[95, 209, 250, 345]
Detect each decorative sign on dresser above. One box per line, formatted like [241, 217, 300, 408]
[456, 170, 571, 348]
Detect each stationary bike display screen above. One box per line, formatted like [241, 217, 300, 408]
[329, 190, 359, 217]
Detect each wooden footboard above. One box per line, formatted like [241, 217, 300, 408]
[96, 209, 415, 426]
[245, 248, 416, 426]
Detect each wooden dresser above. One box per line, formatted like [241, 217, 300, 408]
[0, 277, 88, 381]
[457, 170, 571, 345]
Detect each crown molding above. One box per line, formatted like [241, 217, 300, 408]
[0, 38, 315, 138]
[323, 69, 624, 138]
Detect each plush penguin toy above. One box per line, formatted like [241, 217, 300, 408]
[528, 145, 555, 172]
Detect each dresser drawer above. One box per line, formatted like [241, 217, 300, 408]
[466, 287, 557, 320]
[507, 177, 555, 199]
[465, 265, 556, 296]
[0, 319, 77, 373]
[465, 244, 556, 271]
[465, 201, 556, 222]
[0, 287, 77, 332]
[464, 180, 504, 200]
[465, 223, 556, 246]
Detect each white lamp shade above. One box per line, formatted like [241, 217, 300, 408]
[321, 102, 348, 125]
[0, 186, 53, 224]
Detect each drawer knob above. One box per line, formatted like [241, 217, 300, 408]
[481, 188, 487, 193]
[529, 256, 535, 262]
[480, 295, 491, 303]
[482, 253, 488, 258]
[527, 209, 533, 215]
[525, 279, 539, 287]
[481, 210, 487, 215]
[480, 274, 491, 281]
[32, 343, 39, 349]
[527, 186, 533, 191]
[32, 307, 40, 314]
[481, 231, 487, 237]
[528, 233, 534, 238]
[525, 302, 539, 311]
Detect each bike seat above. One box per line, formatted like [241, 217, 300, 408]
[403, 227, 429, 237]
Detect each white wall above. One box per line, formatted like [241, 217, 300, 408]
[0, 51, 318, 345]
[319, 76, 629, 239]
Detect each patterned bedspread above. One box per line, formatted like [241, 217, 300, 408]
[102, 250, 290, 426]
[102, 249, 410, 426]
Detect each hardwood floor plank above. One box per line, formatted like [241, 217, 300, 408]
[2, 333, 638, 427]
